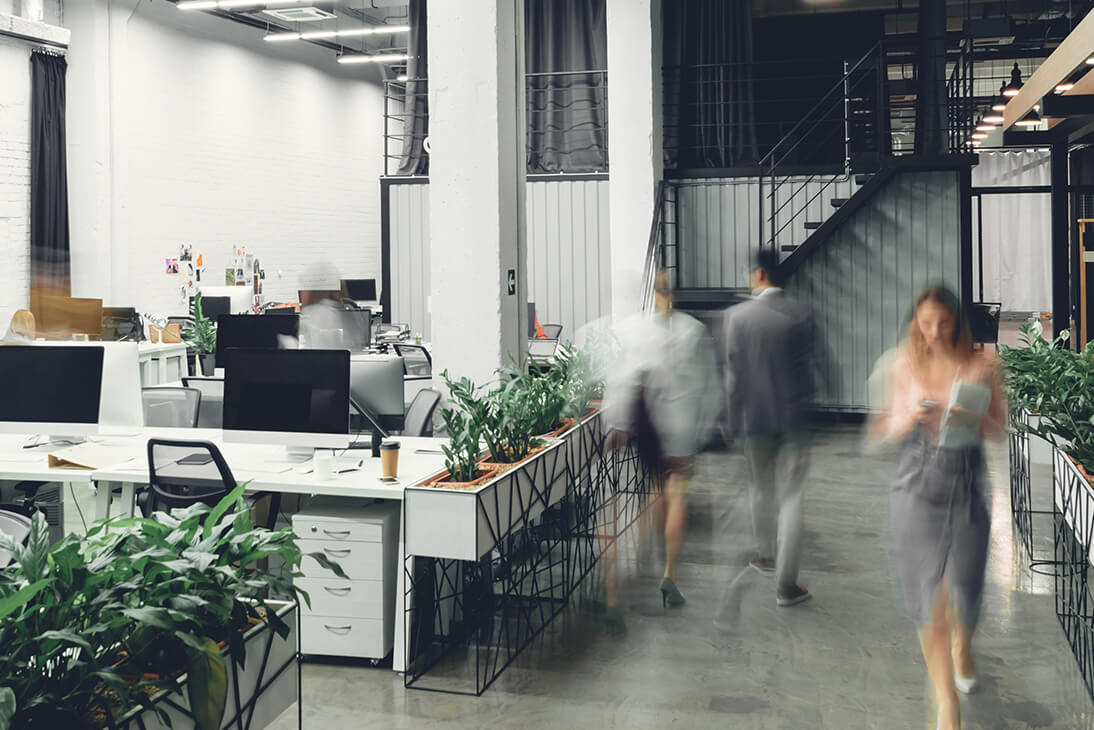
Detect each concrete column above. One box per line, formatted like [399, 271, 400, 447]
[427, 0, 526, 386]
[606, 0, 662, 314]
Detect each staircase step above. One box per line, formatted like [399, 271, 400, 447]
[804, 221, 822, 230]
[780, 245, 798, 252]
[830, 198, 849, 208]
[855, 174, 873, 185]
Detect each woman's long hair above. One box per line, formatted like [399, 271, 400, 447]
[905, 285, 973, 376]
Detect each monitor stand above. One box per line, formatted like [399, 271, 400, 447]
[283, 445, 315, 462]
[24, 434, 87, 449]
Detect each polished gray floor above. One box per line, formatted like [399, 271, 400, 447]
[268, 425, 1094, 729]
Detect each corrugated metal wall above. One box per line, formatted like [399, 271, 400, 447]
[675, 175, 858, 288]
[387, 179, 612, 343]
[788, 170, 963, 410]
[388, 183, 432, 339]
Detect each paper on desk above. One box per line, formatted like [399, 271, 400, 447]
[48, 443, 137, 471]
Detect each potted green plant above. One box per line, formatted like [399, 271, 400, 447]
[0, 485, 345, 730]
[183, 292, 218, 376]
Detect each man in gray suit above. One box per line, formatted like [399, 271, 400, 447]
[722, 249, 818, 607]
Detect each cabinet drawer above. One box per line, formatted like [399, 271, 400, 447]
[292, 518, 382, 543]
[298, 540, 383, 581]
[296, 577, 384, 620]
[300, 615, 386, 659]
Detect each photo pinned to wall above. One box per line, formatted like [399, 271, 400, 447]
[225, 268, 236, 286]
[165, 258, 179, 275]
[179, 244, 193, 262]
[235, 267, 246, 285]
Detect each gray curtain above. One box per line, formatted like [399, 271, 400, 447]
[29, 50, 70, 312]
[663, 0, 757, 169]
[395, 0, 428, 176]
[525, 0, 607, 174]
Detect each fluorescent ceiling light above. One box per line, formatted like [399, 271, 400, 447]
[975, 124, 996, 132]
[266, 24, 410, 41]
[180, 0, 316, 9]
[1087, 57, 1094, 64]
[1057, 83, 1075, 92]
[971, 132, 988, 139]
[982, 112, 1004, 124]
[338, 53, 409, 64]
[396, 74, 408, 81]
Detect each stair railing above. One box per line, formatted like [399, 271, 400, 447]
[757, 43, 889, 255]
[641, 180, 668, 312]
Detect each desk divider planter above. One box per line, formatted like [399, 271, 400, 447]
[405, 438, 567, 562]
[1052, 447, 1094, 703]
[117, 600, 299, 730]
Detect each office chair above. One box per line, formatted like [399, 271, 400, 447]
[142, 387, 201, 428]
[541, 324, 563, 339]
[969, 302, 1002, 349]
[0, 508, 32, 569]
[403, 388, 441, 437]
[393, 343, 432, 376]
[141, 439, 280, 532]
[182, 377, 224, 428]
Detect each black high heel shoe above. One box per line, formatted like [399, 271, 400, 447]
[659, 577, 686, 607]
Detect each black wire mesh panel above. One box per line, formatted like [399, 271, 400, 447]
[1053, 447, 1094, 703]
[1011, 408, 1062, 574]
[403, 411, 656, 695]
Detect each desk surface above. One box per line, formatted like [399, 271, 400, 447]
[0, 435, 98, 483]
[88, 429, 448, 501]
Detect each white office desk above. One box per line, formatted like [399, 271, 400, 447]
[0, 435, 101, 485]
[137, 342, 188, 386]
[89, 428, 447, 674]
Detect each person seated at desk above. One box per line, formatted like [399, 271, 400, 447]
[1, 310, 35, 345]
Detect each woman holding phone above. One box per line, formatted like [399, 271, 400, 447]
[871, 285, 1006, 730]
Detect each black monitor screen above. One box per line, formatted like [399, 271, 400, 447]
[201, 296, 231, 322]
[102, 307, 141, 342]
[223, 349, 349, 435]
[341, 279, 377, 302]
[0, 346, 103, 424]
[215, 314, 300, 368]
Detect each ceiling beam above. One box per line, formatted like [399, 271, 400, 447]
[1042, 93, 1094, 117]
[1004, 10, 1094, 130]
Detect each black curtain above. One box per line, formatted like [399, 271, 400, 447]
[395, 0, 429, 175]
[525, 0, 607, 173]
[663, 0, 757, 169]
[29, 50, 70, 312]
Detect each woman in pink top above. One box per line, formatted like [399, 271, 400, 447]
[872, 285, 1005, 730]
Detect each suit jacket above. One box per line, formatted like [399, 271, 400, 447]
[722, 290, 818, 436]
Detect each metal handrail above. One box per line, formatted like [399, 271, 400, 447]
[641, 181, 667, 312]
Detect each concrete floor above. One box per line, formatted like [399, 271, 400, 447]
[268, 425, 1094, 730]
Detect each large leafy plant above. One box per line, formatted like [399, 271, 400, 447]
[0, 485, 344, 730]
[183, 292, 217, 356]
[1001, 322, 1094, 470]
[439, 372, 488, 482]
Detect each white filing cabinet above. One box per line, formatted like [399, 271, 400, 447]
[292, 499, 399, 660]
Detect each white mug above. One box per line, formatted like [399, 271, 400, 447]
[312, 450, 336, 480]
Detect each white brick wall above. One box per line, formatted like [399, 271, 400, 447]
[65, 1, 386, 317]
[0, 36, 31, 333]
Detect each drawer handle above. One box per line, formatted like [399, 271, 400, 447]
[323, 586, 352, 596]
[323, 548, 351, 557]
[323, 529, 352, 537]
[324, 624, 352, 634]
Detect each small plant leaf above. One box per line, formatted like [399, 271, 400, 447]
[186, 637, 228, 730]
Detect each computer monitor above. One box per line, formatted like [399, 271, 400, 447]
[200, 296, 231, 322]
[299, 289, 343, 308]
[349, 354, 405, 433]
[0, 346, 103, 436]
[36, 296, 103, 340]
[44, 341, 144, 429]
[264, 307, 299, 315]
[222, 348, 350, 449]
[215, 314, 300, 368]
[341, 279, 377, 303]
[101, 307, 142, 342]
[199, 286, 254, 315]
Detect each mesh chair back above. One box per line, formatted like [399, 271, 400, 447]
[394, 344, 432, 376]
[0, 509, 32, 569]
[541, 324, 563, 339]
[146, 439, 236, 515]
[181, 377, 223, 397]
[404, 388, 441, 437]
[142, 387, 201, 428]
[182, 378, 223, 428]
[969, 302, 1001, 344]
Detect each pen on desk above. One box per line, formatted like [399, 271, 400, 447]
[414, 449, 445, 454]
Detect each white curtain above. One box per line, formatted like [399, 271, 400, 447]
[971, 149, 1051, 313]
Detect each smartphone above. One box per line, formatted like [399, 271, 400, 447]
[176, 453, 214, 466]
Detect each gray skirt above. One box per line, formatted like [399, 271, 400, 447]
[889, 429, 991, 626]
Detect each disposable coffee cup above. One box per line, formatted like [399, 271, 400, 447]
[380, 440, 400, 479]
[313, 450, 336, 480]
